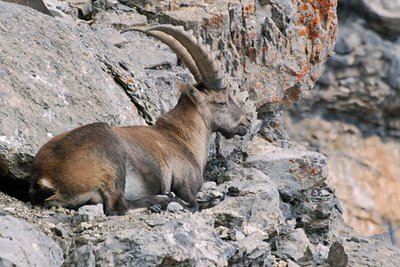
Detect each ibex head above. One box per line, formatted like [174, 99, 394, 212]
[129, 25, 250, 139]
[181, 84, 248, 139]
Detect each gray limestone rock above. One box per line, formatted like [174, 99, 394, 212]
[208, 166, 284, 237]
[274, 228, 313, 262]
[244, 137, 329, 193]
[68, 213, 235, 266]
[0, 215, 64, 266]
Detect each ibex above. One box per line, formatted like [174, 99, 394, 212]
[29, 25, 250, 215]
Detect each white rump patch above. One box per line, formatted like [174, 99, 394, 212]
[38, 178, 54, 190]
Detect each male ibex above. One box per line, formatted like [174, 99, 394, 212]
[29, 25, 250, 215]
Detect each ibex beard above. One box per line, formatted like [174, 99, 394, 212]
[29, 25, 250, 215]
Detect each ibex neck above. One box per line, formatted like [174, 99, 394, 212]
[155, 97, 211, 170]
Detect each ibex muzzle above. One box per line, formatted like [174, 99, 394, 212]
[29, 25, 250, 215]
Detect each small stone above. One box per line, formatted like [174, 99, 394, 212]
[216, 175, 232, 184]
[326, 241, 348, 267]
[76, 222, 92, 232]
[166, 202, 184, 213]
[243, 225, 268, 239]
[319, 189, 330, 196]
[229, 229, 246, 241]
[314, 243, 329, 265]
[75, 234, 92, 244]
[77, 204, 104, 220]
[46, 222, 56, 228]
[274, 228, 312, 261]
[51, 224, 68, 237]
[210, 190, 223, 198]
[234, 230, 246, 241]
[55, 207, 66, 213]
[203, 182, 217, 189]
[215, 226, 230, 240]
[145, 217, 168, 227]
[3, 207, 16, 214]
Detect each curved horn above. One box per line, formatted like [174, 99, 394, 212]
[122, 27, 202, 83]
[146, 25, 227, 90]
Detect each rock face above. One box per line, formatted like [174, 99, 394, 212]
[1, 0, 399, 266]
[287, 1, 400, 247]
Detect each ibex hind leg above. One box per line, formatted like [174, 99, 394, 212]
[171, 184, 199, 212]
[99, 182, 128, 216]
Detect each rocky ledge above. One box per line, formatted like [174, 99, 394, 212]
[2, 138, 399, 266]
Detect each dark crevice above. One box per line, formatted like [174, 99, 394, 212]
[0, 172, 30, 202]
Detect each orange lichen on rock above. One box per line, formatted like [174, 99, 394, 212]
[295, 0, 337, 64]
[207, 14, 224, 29]
[243, 2, 256, 18]
[290, 63, 310, 81]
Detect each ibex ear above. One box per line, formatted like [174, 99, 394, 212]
[187, 85, 205, 104]
[176, 80, 188, 94]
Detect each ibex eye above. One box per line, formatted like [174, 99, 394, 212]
[217, 102, 227, 106]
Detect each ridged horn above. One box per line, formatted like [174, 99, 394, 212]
[121, 27, 202, 83]
[146, 25, 227, 90]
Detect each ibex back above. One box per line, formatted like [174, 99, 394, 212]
[29, 25, 250, 215]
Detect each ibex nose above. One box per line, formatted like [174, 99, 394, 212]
[238, 116, 251, 136]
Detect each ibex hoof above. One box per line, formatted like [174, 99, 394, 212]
[149, 204, 162, 213]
